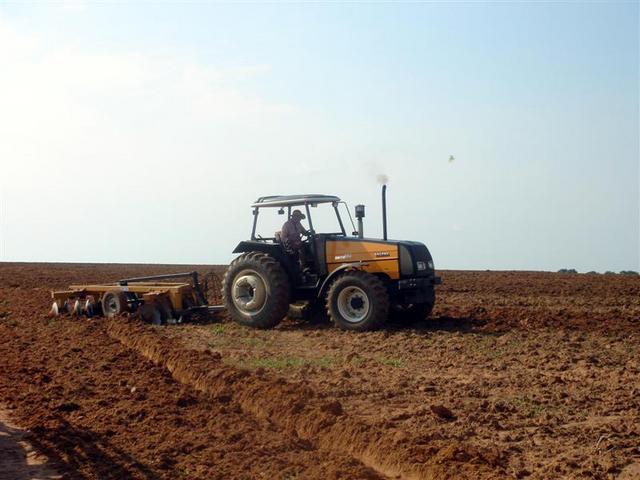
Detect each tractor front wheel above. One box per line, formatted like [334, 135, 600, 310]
[326, 271, 389, 331]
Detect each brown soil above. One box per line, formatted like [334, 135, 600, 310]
[0, 263, 639, 479]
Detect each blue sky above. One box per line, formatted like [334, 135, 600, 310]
[0, 1, 638, 271]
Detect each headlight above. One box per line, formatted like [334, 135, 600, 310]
[399, 245, 414, 276]
[417, 261, 427, 271]
[428, 260, 434, 269]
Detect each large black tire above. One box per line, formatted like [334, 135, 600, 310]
[391, 301, 434, 322]
[101, 290, 129, 318]
[222, 252, 291, 329]
[326, 271, 389, 331]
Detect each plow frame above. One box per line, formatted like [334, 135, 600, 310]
[51, 271, 224, 321]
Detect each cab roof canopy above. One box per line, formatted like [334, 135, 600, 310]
[252, 194, 341, 208]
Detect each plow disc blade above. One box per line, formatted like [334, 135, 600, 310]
[49, 302, 60, 317]
[72, 300, 83, 317]
[85, 299, 96, 317]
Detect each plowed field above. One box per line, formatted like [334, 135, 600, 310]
[0, 263, 639, 479]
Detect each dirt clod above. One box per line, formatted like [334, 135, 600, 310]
[54, 402, 80, 412]
[321, 400, 343, 416]
[430, 405, 456, 420]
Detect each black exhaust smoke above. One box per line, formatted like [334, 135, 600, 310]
[382, 184, 388, 241]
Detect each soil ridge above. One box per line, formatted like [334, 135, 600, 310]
[106, 319, 504, 480]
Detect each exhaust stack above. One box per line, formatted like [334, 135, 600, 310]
[355, 204, 365, 238]
[382, 184, 388, 241]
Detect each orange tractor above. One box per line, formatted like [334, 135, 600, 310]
[223, 187, 441, 331]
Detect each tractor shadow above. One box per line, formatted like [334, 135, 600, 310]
[23, 417, 159, 480]
[185, 303, 502, 336]
[388, 315, 491, 334]
[0, 420, 62, 480]
[277, 314, 493, 335]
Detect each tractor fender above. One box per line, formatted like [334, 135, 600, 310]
[232, 241, 296, 282]
[317, 262, 369, 300]
[232, 241, 283, 256]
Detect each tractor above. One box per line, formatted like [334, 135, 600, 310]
[222, 186, 441, 331]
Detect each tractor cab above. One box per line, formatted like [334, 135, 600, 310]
[243, 195, 356, 281]
[251, 195, 353, 238]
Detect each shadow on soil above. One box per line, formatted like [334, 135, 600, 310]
[396, 315, 490, 333]
[179, 308, 501, 335]
[274, 314, 494, 334]
[24, 417, 159, 480]
[0, 421, 60, 480]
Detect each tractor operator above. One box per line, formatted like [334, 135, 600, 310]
[281, 209, 311, 271]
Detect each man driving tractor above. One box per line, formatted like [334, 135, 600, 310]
[281, 209, 311, 271]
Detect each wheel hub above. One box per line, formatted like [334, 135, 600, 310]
[350, 297, 364, 310]
[337, 286, 370, 323]
[232, 270, 267, 314]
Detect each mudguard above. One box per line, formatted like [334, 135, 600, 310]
[317, 262, 369, 300]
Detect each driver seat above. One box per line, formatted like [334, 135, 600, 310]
[275, 230, 308, 273]
[275, 231, 293, 255]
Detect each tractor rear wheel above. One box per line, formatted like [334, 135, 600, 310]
[326, 271, 389, 331]
[101, 291, 129, 318]
[222, 252, 291, 329]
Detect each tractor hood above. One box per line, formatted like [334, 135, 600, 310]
[396, 240, 435, 278]
[324, 236, 436, 279]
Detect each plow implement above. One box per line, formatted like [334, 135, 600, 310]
[50, 271, 224, 324]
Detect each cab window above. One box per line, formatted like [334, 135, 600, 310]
[308, 204, 344, 235]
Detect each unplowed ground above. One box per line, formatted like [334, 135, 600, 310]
[0, 263, 639, 479]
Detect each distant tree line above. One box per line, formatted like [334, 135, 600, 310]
[558, 269, 638, 275]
